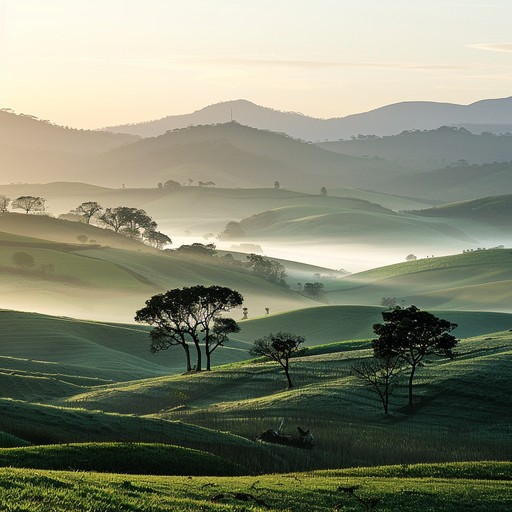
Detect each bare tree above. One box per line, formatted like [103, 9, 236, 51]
[12, 196, 45, 214]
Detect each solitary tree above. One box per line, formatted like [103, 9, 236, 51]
[372, 305, 458, 408]
[12, 252, 35, 271]
[135, 285, 243, 372]
[274, 180, 280, 189]
[74, 201, 102, 224]
[406, 254, 417, 262]
[250, 332, 306, 388]
[0, 195, 10, 212]
[351, 353, 402, 414]
[12, 196, 45, 214]
[320, 187, 327, 196]
[303, 282, 325, 299]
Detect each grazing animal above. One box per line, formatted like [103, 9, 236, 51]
[257, 426, 314, 448]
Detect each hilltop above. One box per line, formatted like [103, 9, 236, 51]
[0, 109, 138, 152]
[103, 97, 512, 140]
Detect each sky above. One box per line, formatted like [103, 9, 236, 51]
[1, 0, 512, 128]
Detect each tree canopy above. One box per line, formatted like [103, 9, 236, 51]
[135, 285, 243, 371]
[372, 305, 458, 408]
[250, 332, 306, 388]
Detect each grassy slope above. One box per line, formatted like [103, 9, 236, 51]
[327, 249, 512, 312]
[63, 331, 512, 444]
[236, 203, 474, 246]
[0, 463, 510, 511]
[0, 399, 279, 472]
[0, 442, 240, 476]
[0, 222, 315, 321]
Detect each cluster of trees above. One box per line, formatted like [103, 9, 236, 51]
[135, 285, 243, 372]
[72, 202, 171, 249]
[353, 305, 458, 413]
[0, 195, 46, 214]
[137, 283, 458, 406]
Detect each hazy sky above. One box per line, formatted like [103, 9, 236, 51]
[1, 0, 511, 128]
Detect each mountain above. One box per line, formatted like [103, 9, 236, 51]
[0, 109, 139, 152]
[86, 122, 404, 188]
[380, 161, 512, 202]
[103, 97, 512, 141]
[319, 127, 512, 169]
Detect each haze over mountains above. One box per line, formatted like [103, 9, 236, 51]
[104, 97, 512, 140]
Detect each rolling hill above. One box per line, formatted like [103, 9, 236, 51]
[87, 122, 404, 189]
[320, 126, 512, 169]
[327, 248, 512, 312]
[0, 109, 138, 152]
[380, 161, 512, 202]
[103, 97, 512, 140]
[0, 221, 316, 322]
[234, 203, 475, 249]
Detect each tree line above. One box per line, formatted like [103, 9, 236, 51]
[0, 195, 171, 250]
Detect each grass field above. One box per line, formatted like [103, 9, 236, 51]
[0, 462, 509, 511]
[327, 248, 512, 312]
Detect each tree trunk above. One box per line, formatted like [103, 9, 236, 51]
[193, 340, 202, 371]
[284, 363, 293, 388]
[183, 344, 191, 372]
[408, 363, 417, 408]
[206, 350, 211, 371]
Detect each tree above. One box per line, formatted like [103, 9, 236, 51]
[246, 254, 287, 287]
[74, 201, 102, 224]
[406, 254, 417, 261]
[303, 282, 324, 299]
[250, 332, 305, 388]
[372, 305, 458, 408]
[380, 296, 398, 309]
[0, 195, 10, 212]
[163, 179, 181, 189]
[12, 196, 45, 214]
[135, 285, 243, 372]
[351, 353, 402, 414]
[101, 207, 156, 237]
[145, 230, 172, 249]
[218, 221, 245, 240]
[320, 187, 327, 196]
[12, 252, 35, 271]
[175, 243, 217, 259]
[274, 181, 280, 189]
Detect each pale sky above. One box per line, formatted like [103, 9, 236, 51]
[1, 0, 511, 128]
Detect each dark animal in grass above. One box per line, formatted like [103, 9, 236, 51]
[257, 426, 314, 448]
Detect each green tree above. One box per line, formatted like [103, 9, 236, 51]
[372, 305, 458, 408]
[74, 202, 102, 224]
[250, 332, 306, 388]
[303, 282, 324, 299]
[12, 196, 45, 214]
[246, 254, 287, 286]
[12, 252, 35, 271]
[135, 285, 243, 372]
[351, 353, 402, 414]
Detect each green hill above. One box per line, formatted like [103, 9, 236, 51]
[0, 462, 510, 512]
[328, 249, 512, 312]
[0, 442, 240, 476]
[62, 329, 512, 471]
[235, 203, 474, 247]
[0, 221, 315, 321]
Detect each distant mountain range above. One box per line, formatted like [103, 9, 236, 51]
[103, 97, 512, 141]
